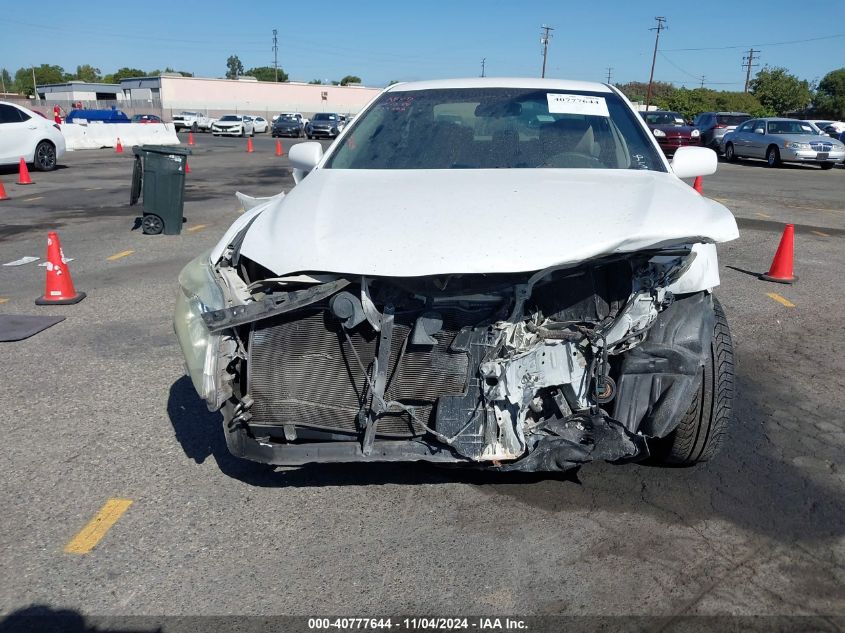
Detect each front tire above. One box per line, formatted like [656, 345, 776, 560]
[191, 122, 198, 133]
[820, 162, 835, 170]
[652, 297, 734, 465]
[724, 143, 737, 162]
[33, 141, 57, 171]
[766, 146, 781, 168]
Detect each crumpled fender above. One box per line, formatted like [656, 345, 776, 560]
[612, 291, 715, 438]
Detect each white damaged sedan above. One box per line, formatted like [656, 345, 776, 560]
[175, 78, 738, 473]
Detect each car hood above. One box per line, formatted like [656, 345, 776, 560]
[650, 124, 696, 135]
[232, 169, 739, 277]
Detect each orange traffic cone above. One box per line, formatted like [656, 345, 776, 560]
[246, 137, 254, 153]
[17, 158, 33, 185]
[185, 160, 191, 174]
[188, 132, 195, 146]
[760, 224, 797, 284]
[115, 138, 124, 153]
[275, 140, 283, 156]
[0, 180, 9, 201]
[692, 176, 703, 194]
[35, 232, 86, 305]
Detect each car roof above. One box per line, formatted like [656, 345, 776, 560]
[706, 111, 751, 115]
[385, 77, 612, 93]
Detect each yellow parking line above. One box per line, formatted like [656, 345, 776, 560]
[106, 250, 135, 261]
[23, 196, 44, 202]
[766, 292, 795, 308]
[64, 498, 133, 554]
[0, 297, 8, 304]
[186, 224, 207, 232]
[755, 212, 772, 219]
[811, 230, 830, 237]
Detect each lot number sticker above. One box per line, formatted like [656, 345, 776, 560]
[547, 93, 609, 117]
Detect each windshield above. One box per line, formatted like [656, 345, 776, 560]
[277, 117, 297, 123]
[643, 112, 685, 126]
[219, 115, 241, 121]
[314, 113, 338, 121]
[326, 87, 665, 171]
[767, 120, 816, 135]
[716, 114, 750, 126]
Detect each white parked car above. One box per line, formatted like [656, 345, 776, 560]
[175, 78, 738, 473]
[247, 116, 269, 133]
[806, 120, 845, 137]
[0, 101, 66, 171]
[211, 115, 254, 137]
[172, 111, 215, 132]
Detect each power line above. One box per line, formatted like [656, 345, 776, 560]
[742, 48, 759, 92]
[272, 29, 279, 82]
[645, 17, 667, 110]
[663, 32, 845, 52]
[540, 25, 554, 78]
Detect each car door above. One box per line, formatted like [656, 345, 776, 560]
[746, 120, 767, 158]
[730, 121, 753, 156]
[0, 103, 35, 164]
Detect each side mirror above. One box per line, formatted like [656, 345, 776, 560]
[289, 141, 324, 183]
[671, 146, 717, 179]
[754, 128, 765, 134]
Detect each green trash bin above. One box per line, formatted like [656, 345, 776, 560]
[130, 145, 192, 235]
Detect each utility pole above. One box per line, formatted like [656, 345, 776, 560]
[31, 67, 38, 103]
[540, 25, 554, 78]
[742, 48, 758, 93]
[606, 67, 613, 84]
[645, 16, 667, 111]
[699, 75, 706, 88]
[272, 29, 279, 82]
[481, 58, 486, 78]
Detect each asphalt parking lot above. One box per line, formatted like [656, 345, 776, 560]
[0, 134, 843, 624]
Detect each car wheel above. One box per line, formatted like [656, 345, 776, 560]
[191, 122, 198, 133]
[766, 146, 781, 167]
[724, 143, 736, 162]
[652, 297, 734, 465]
[33, 140, 57, 171]
[142, 214, 164, 235]
[820, 162, 835, 170]
[240, 128, 245, 137]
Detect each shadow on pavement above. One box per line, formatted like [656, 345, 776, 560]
[166, 353, 845, 544]
[0, 605, 160, 633]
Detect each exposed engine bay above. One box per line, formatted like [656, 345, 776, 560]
[183, 239, 716, 472]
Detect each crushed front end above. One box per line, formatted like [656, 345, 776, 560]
[176, 244, 716, 472]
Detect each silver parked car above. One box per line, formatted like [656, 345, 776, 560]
[722, 118, 845, 169]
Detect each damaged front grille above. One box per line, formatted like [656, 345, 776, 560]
[247, 308, 479, 437]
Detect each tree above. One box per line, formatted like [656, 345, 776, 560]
[339, 75, 361, 86]
[308, 79, 323, 84]
[244, 66, 289, 82]
[658, 87, 714, 120]
[813, 68, 845, 119]
[1, 68, 11, 93]
[102, 67, 146, 84]
[750, 66, 812, 115]
[74, 64, 101, 82]
[226, 55, 244, 79]
[616, 80, 674, 103]
[14, 64, 66, 95]
[712, 91, 770, 117]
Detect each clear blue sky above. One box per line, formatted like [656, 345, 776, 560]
[2, 0, 843, 89]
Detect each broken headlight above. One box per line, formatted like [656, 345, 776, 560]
[174, 250, 226, 409]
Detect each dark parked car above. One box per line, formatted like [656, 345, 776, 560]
[272, 115, 304, 138]
[640, 111, 702, 156]
[131, 114, 163, 124]
[306, 112, 343, 139]
[693, 112, 751, 151]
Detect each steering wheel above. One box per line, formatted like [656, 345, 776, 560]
[539, 151, 603, 168]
